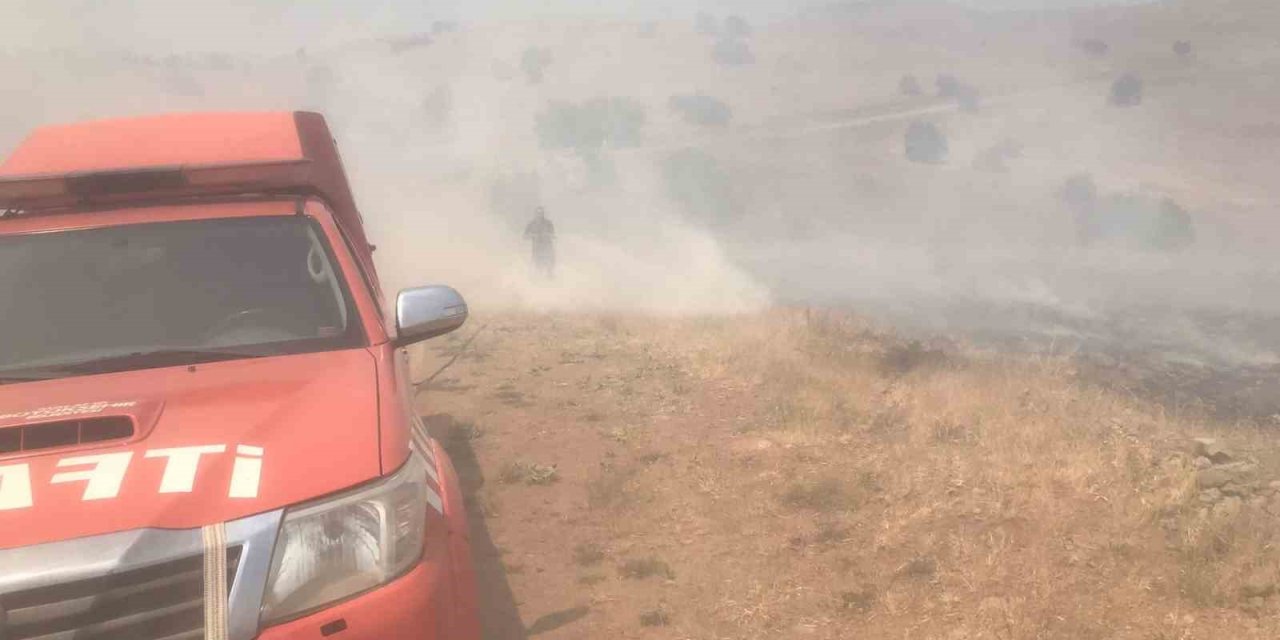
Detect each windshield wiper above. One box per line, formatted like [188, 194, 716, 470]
[0, 370, 66, 384]
[0, 348, 270, 383]
[54, 348, 270, 374]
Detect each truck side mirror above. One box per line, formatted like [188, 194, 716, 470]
[394, 285, 468, 346]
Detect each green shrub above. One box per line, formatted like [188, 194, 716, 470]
[521, 47, 552, 84]
[1111, 73, 1143, 107]
[535, 98, 645, 151]
[712, 38, 754, 65]
[1149, 199, 1195, 251]
[669, 94, 732, 127]
[904, 121, 947, 164]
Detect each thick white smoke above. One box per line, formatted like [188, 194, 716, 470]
[3, 0, 1280, 356]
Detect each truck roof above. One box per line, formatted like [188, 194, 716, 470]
[0, 112, 303, 175]
[0, 111, 378, 281]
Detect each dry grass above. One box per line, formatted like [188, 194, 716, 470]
[573, 542, 606, 567]
[620, 557, 676, 581]
[421, 308, 1280, 638]
[639, 609, 671, 627]
[497, 460, 559, 485]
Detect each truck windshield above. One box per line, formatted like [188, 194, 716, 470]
[0, 215, 363, 380]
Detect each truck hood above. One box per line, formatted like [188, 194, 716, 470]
[0, 348, 381, 550]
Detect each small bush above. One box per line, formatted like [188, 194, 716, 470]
[162, 71, 204, 98]
[724, 15, 751, 38]
[782, 478, 853, 512]
[933, 74, 979, 111]
[499, 461, 559, 485]
[536, 98, 646, 151]
[880, 340, 948, 376]
[388, 33, 433, 55]
[696, 12, 719, 35]
[1174, 40, 1193, 57]
[899, 74, 922, 97]
[904, 121, 947, 164]
[621, 557, 676, 580]
[498, 461, 525, 484]
[935, 74, 962, 98]
[869, 407, 909, 437]
[587, 472, 629, 509]
[900, 556, 938, 578]
[1179, 563, 1222, 607]
[527, 464, 559, 485]
[574, 542, 606, 567]
[1060, 173, 1101, 245]
[840, 585, 878, 613]
[669, 94, 733, 127]
[521, 47, 552, 84]
[422, 85, 452, 131]
[1074, 190, 1196, 250]
[1060, 173, 1098, 212]
[1110, 72, 1144, 107]
[712, 37, 755, 66]
[606, 424, 643, 444]
[638, 452, 667, 466]
[955, 84, 981, 112]
[1079, 38, 1110, 57]
[812, 523, 851, 545]
[640, 609, 671, 626]
[1149, 198, 1196, 251]
[932, 419, 974, 444]
[974, 140, 1022, 172]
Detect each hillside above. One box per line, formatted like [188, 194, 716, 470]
[414, 310, 1280, 639]
[4, 2, 1280, 636]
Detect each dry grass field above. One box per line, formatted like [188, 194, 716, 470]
[414, 309, 1280, 639]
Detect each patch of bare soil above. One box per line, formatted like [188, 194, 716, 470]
[414, 310, 1280, 639]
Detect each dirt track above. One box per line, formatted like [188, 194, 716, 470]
[414, 315, 757, 638]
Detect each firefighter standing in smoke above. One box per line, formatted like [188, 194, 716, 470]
[524, 206, 556, 279]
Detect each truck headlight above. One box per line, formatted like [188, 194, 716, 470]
[260, 453, 429, 625]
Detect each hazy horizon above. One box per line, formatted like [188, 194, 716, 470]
[4, 0, 1162, 54]
[3, 0, 1276, 371]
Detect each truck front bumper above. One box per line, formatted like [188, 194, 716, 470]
[263, 442, 481, 640]
[259, 555, 467, 640]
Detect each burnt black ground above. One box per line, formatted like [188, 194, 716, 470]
[895, 300, 1280, 423]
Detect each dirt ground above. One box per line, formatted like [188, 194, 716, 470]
[413, 309, 1280, 640]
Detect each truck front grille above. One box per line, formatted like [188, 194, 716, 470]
[0, 547, 240, 640]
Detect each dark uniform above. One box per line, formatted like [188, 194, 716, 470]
[523, 207, 556, 278]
